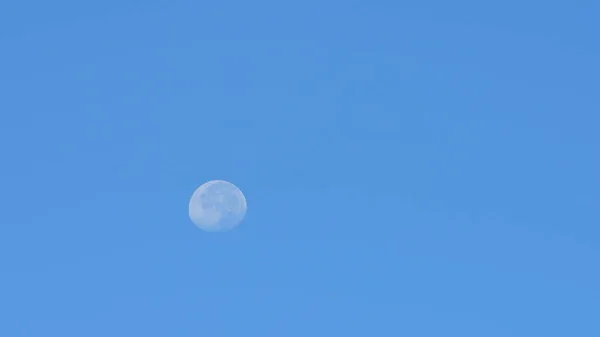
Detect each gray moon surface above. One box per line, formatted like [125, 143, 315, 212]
[188, 180, 247, 232]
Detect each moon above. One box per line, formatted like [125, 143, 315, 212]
[188, 180, 247, 232]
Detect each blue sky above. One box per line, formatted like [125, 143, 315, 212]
[1, 0, 598, 335]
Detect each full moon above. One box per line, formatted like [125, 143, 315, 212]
[188, 180, 247, 232]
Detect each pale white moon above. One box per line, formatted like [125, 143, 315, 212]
[188, 180, 247, 232]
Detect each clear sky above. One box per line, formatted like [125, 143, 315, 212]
[1, 0, 598, 336]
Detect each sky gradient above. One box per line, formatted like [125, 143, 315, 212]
[1, 0, 599, 336]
